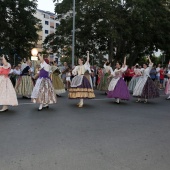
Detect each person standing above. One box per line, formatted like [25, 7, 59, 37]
[0, 55, 18, 112]
[68, 51, 95, 107]
[66, 67, 72, 90]
[163, 67, 169, 89]
[31, 54, 57, 111]
[159, 66, 164, 89]
[156, 64, 161, 80]
[61, 62, 68, 87]
[133, 56, 159, 103]
[150, 65, 157, 81]
[165, 69, 170, 100]
[107, 56, 130, 104]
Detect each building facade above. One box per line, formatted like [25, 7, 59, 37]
[34, 9, 60, 53]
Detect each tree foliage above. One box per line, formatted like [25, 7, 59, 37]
[0, 0, 41, 61]
[44, 0, 170, 65]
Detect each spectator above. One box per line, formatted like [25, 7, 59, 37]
[156, 64, 161, 80]
[159, 66, 164, 89]
[61, 62, 68, 87]
[150, 65, 156, 81]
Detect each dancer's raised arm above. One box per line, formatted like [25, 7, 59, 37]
[38, 53, 44, 63]
[86, 51, 89, 64]
[123, 56, 127, 66]
[2, 55, 8, 66]
[147, 56, 152, 64]
[120, 56, 127, 72]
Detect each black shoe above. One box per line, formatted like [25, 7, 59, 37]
[136, 100, 141, 103]
[43, 105, 49, 109]
[23, 96, 30, 99]
[0, 109, 8, 112]
[57, 94, 61, 97]
[38, 108, 43, 111]
[166, 98, 170, 100]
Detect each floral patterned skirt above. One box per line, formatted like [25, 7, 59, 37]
[133, 77, 159, 99]
[0, 75, 18, 106]
[31, 78, 57, 104]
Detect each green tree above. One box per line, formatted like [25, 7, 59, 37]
[45, 0, 170, 65]
[0, 0, 41, 61]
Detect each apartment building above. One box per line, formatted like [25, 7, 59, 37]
[34, 9, 60, 52]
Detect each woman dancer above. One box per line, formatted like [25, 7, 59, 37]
[128, 64, 142, 93]
[66, 67, 72, 90]
[107, 56, 130, 103]
[97, 60, 112, 94]
[50, 61, 65, 96]
[68, 51, 95, 107]
[133, 56, 159, 103]
[165, 68, 170, 100]
[0, 55, 18, 112]
[15, 59, 34, 98]
[31, 54, 57, 111]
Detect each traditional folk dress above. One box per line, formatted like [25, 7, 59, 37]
[107, 66, 130, 100]
[165, 70, 170, 97]
[97, 69, 103, 85]
[133, 63, 159, 99]
[68, 62, 95, 99]
[15, 65, 34, 97]
[31, 61, 57, 104]
[128, 68, 142, 93]
[97, 64, 112, 91]
[0, 63, 18, 106]
[50, 65, 65, 95]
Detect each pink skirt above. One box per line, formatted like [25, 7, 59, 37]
[0, 75, 18, 106]
[165, 79, 170, 95]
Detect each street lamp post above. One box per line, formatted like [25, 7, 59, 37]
[31, 48, 38, 75]
[72, 0, 75, 67]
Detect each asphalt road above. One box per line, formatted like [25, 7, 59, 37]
[0, 90, 170, 170]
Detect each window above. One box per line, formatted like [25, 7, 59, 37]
[45, 30, 49, 34]
[56, 23, 59, 28]
[44, 14, 49, 19]
[45, 21, 49, 25]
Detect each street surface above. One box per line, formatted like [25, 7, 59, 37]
[0, 90, 170, 170]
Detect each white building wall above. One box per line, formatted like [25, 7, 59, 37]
[34, 9, 60, 52]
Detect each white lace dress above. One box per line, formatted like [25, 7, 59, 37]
[0, 63, 18, 106]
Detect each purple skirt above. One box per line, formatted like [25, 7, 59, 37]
[107, 78, 130, 100]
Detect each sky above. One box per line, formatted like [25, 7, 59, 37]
[37, 0, 55, 12]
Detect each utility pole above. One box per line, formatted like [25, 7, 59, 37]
[72, 0, 75, 67]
